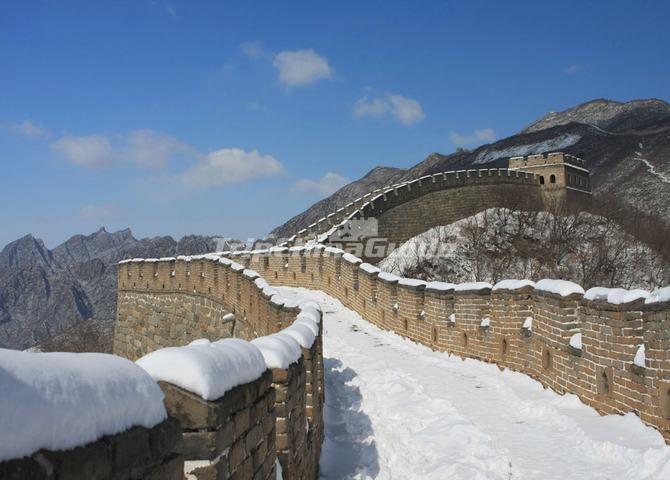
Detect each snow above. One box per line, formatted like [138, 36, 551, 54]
[377, 271, 400, 283]
[454, 281, 492, 291]
[569, 333, 582, 350]
[251, 333, 302, 369]
[636, 149, 670, 184]
[342, 253, 362, 264]
[379, 207, 667, 291]
[426, 281, 456, 291]
[276, 287, 670, 480]
[474, 134, 581, 165]
[584, 287, 650, 304]
[493, 279, 536, 291]
[522, 317, 533, 330]
[646, 286, 670, 304]
[281, 322, 317, 349]
[398, 278, 427, 288]
[448, 313, 456, 323]
[0, 349, 167, 462]
[230, 262, 245, 272]
[359, 263, 381, 275]
[136, 338, 266, 401]
[480, 318, 491, 327]
[535, 279, 585, 297]
[634, 345, 646, 369]
[243, 269, 260, 279]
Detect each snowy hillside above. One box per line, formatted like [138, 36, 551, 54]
[379, 208, 669, 290]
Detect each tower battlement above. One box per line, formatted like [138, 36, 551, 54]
[509, 151, 591, 194]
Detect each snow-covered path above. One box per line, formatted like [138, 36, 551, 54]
[276, 287, 670, 480]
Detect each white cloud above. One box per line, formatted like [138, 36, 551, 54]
[51, 135, 117, 168]
[125, 129, 195, 168]
[80, 204, 126, 221]
[564, 64, 582, 75]
[51, 129, 196, 169]
[448, 128, 497, 147]
[180, 148, 285, 189]
[354, 93, 425, 125]
[273, 49, 333, 87]
[292, 172, 351, 197]
[9, 120, 50, 139]
[240, 41, 264, 59]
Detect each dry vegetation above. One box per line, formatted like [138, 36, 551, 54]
[382, 193, 670, 290]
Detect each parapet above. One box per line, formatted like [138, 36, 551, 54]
[509, 151, 589, 171]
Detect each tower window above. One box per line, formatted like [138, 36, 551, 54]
[550, 174, 556, 184]
[539, 176, 545, 185]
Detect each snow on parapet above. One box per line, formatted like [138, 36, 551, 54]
[243, 269, 260, 279]
[136, 338, 266, 401]
[645, 287, 670, 305]
[454, 282, 493, 292]
[378, 271, 400, 283]
[535, 279, 584, 297]
[0, 349, 167, 462]
[398, 278, 427, 288]
[584, 287, 649, 305]
[426, 281, 456, 291]
[360, 263, 381, 274]
[342, 253, 362, 264]
[230, 262, 245, 272]
[251, 333, 302, 370]
[493, 279, 536, 291]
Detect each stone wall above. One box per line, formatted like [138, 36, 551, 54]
[161, 371, 276, 480]
[0, 418, 183, 480]
[228, 247, 670, 443]
[115, 247, 670, 478]
[115, 255, 326, 479]
[285, 166, 592, 258]
[115, 291, 234, 360]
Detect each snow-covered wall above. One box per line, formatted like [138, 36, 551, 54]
[115, 255, 326, 479]
[283, 163, 591, 262]
[166, 246, 670, 444]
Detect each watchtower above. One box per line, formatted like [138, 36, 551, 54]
[508, 152, 591, 194]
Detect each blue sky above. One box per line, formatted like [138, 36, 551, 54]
[1, 0, 668, 248]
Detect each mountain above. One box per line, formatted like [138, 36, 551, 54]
[0, 228, 221, 350]
[379, 208, 670, 290]
[271, 98, 670, 239]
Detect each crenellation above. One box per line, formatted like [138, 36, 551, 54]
[115, 247, 670, 462]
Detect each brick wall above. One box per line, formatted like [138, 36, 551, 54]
[115, 255, 325, 479]
[160, 371, 276, 479]
[216, 249, 670, 443]
[0, 418, 183, 480]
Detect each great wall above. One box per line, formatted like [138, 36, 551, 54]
[3, 152, 670, 479]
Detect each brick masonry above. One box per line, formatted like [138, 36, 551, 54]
[286, 161, 592, 262]
[0, 418, 183, 480]
[115, 256, 325, 479]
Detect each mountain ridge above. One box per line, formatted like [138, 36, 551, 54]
[0, 228, 221, 350]
[271, 98, 670, 239]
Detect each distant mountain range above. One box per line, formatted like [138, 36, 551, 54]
[3, 97, 669, 351]
[271, 98, 670, 238]
[0, 228, 219, 350]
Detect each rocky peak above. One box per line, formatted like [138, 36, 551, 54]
[523, 98, 670, 134]
[0, 234, 53, 272]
